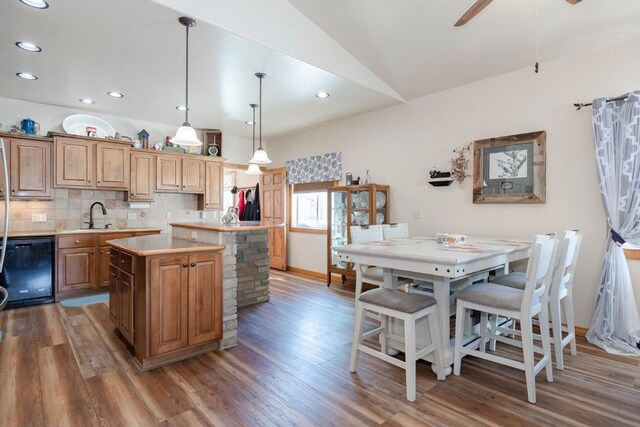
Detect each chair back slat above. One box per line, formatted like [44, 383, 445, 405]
[350, 225, 384, 244]
[522, 234, 558, 312]
[382, 223, 409, 240]
[550, 230, 582, 298]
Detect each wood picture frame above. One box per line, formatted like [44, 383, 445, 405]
[472, 130, 546, 204]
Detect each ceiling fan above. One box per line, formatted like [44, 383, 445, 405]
[454, 0, 583, 27]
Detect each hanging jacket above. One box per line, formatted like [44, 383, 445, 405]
[248, 183, 261, 221]
[237, 190, 246, 220]
[242, 189, 252, 221]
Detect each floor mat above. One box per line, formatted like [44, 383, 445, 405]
[59, 293, 109, 307]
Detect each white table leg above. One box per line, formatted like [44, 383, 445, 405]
[433, 276, 453, 376]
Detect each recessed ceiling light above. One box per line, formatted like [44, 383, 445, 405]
[16, 72, 37, 80]
[107, 91, 124, 98]
[79, 98, 95, 104]
[316, 91, 330, 99]
[176, 105, 187, 111]
[245, 121, 255, 125]
[19, 0, 49, 9]
[16, 41, 42, 52]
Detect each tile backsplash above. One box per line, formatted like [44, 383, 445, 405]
[1, 189, 220, 233]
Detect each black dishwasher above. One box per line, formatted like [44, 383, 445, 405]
[0, 236, 55, 308]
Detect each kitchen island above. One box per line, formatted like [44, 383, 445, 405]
[170, 221, 284, 308]
[106, 234, 227, 371]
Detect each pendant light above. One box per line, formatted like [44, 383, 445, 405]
[170, 17, 203, 147]
[249, 73, 272, 164]
[246, 104, 262, 175]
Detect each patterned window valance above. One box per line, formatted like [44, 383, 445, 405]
[285, 152, 342, 184]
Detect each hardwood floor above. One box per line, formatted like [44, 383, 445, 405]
[1, 270, 639, 426]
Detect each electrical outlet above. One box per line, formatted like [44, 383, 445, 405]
[191, 231, 198, 241]
[199, 211, 206, 219]
[31, 213, 47, 222]
[128, 212, 137, 220]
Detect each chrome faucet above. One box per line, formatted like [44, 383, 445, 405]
[86, 202, 107, 229]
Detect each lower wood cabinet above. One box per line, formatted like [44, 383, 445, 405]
[107, 247, 223, 371]
[56, 230, 160, 299]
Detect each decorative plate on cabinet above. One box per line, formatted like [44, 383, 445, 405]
[62, 114, 116, 138]
[376, 191, 386, 209]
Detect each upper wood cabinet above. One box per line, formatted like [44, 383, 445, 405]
[96, 142, 129, 189]
[182, 158, 205, 193]
[127, 151, 155, 202]
[156, 155, 182, 192]
[156, 155, 206, 194]
[0, 136, 53, 200]
[197, 159, 223, 210]
[55, 137, 95, 188]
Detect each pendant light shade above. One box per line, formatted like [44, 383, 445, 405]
[171, 17, 202, 148]
[246, 163, 262, 175]
[250, 72, 272, 164]
[246, 103, 263, 175]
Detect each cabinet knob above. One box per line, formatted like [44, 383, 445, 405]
[75, 240, 80, 244]
[190, 262, 196, 267]
[182, 263, 188, 268]
[121, 259, 126, 263]
[97, 181, 101, 184]
[100, 250, 104, 254]
[131, 193, 135, 196]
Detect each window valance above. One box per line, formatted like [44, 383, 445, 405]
[285, 152, 342, 184]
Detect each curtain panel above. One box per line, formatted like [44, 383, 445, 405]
[285, 152, 342, 184]
[587, 90, 640, 355]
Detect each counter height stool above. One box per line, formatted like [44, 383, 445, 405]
[349, 288, 445, 402]
[489, 230, 582, 369]
[453, 234, 558, 404]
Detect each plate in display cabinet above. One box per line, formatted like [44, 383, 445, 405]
[352, 191, 369, 209]
[376, 191, 386, 209]
[62, 114, 116, 138]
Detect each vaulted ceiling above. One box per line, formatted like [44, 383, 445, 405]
[2, 0, 639, 139]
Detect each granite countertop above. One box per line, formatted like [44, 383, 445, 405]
[106, 234, 224, 256]
[170, 221, 284, 232]
[1, 227, 163, 238]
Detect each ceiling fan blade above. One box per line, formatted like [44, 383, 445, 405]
[454, 0, 494, 27]
[564, 0, 582, 4]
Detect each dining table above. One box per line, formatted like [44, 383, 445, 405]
[336, 236, 531, 375]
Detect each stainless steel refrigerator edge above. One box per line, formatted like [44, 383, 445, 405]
[0, 137, 9, 311]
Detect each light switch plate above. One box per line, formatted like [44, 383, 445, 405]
[31, 213, 47, 222]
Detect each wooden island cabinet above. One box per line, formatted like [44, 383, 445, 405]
[107, 234, 224, 371]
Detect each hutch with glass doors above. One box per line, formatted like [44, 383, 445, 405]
[327, 184, 390, 285]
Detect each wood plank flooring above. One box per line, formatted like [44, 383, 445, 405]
[1, 270, 639, 426]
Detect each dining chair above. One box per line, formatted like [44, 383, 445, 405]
[382, 223, 409, 240]
[350, 225, 386, 299]
[489, 230, 582, 369]
[349, 287, 445, 401]
[453, 234, 558, 404]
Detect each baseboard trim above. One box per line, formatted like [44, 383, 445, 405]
[575, 326, 588, 338]
[286, 266, 327, 281]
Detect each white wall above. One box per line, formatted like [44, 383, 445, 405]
[0, 96, 255, 164]
[269, 37, 640, 328]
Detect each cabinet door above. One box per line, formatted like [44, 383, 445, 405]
[129, 152, 155, 201]
[57, 247, 96, 293]
[55, 138, 94, 188]
[98, 245, 111, 288]
[149, 256, 189, 356]
[156, 155, 181, 192]
[97, 143, 129, 189]
[187, 252, 222, 346]
[119, 270, 135, 345]
[182, 158, 204, 193]
[0, 140, 8, 199]
[197, 160, 223, 210]
[10, 139, 52, 199]
[109, 265, 120, 323]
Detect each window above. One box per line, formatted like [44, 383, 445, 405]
[289, 181, 336, 233]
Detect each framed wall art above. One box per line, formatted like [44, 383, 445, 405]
[472, 130, 546, 204]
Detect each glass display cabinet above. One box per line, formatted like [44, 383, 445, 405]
[326, 184, 390, 286]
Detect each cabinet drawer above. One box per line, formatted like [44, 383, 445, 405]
[58, 234, 97, 249]
[110, 248, 120, 266]
[119, 252, 134, 274]
[99, 232, 133, 245]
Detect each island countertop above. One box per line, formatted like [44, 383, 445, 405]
[106, 234, 225, 256]
[170, 221, 285, 232]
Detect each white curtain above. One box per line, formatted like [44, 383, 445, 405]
[586, 91, 640, 355]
